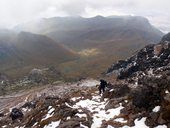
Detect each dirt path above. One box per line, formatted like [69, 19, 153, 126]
[0, 79, 99, 113]
[0, 85, 49, 112]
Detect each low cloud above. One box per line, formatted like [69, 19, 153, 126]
[0, 0, 170, 32]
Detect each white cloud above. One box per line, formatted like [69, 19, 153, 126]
[0, 0, 170, 32]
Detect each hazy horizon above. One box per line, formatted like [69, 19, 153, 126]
[0, 0, 170, 33]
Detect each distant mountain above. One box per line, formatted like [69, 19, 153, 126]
[15, 16, 163, 59]
[15, 16, 163, 46]
[14, 16, 164, 78]
[0, 29, 78, 78]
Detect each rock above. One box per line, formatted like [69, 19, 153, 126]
[104, 84, 130, 99]
[10, 108, 23, 121]
[113, 84, 130, 98]
[131, 86, 161, 110]
[107, 33, 170, 80]
[161, 32, 170, 43]
[0, 113, 4, 117]
[58, 120, 80, 128]
[146, 112, 159, 127]
[162, 105, 170, 121]
[22, 101, 36, 109]
[118, 65, 139, 79]
[105, 98, 123, 110]
[28, 68, 44, 83]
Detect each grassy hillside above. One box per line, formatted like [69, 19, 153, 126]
[7, 16, 164, 80]
[0, 30, 78, 79]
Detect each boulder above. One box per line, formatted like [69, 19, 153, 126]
[22, 101, 36, 109]
[132, 86, 161, 110]
[58, 120, 80, 128]
[10, 108, 23, 121]
[28, 68, 44, 83]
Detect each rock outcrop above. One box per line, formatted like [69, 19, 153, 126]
[105, 32, 170, 127]
[107, 32, 170, 80]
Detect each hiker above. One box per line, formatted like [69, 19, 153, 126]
[98, 79, 107, 94]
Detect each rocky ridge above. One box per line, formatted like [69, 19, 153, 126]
[107, 33, 170, 79]
[106, 32, 170, 127]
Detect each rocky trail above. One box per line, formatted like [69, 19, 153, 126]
[0, 79, 99, 112]
[0, 78, 169, 128]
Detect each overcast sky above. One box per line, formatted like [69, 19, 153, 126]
[0, 0, 170, 33]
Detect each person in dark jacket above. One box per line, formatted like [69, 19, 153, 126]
[99, 79, 107, 94]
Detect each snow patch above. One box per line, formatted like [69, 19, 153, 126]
[69, 95, 124, 128]
[66, 116, 71, 120]
[114, 118, 127, 123]
[80, 122, 88, 128]
[165, 90, 169, 94]
[71, 97, 81, 101]
[152, 106, 160, 112]
[107, 125, 114, 128]
[154, 125, 167, 128]
[148, 68, 154, 76]
[44, 120, 61, 128]
[124, 100, 128, 103]
[41, 106, 55, 121]
[76, 113, 87, 118]
[78, 79, 100, 87]
[122, 117, 149, 128]
[110, 89, 114, 92]
[91, 103, 123, 127]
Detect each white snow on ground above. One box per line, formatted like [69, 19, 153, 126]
[148, 68, 154, 76]
[110, 89, 114, 92]
[65, 102, 75, 108]
[22, 107, 28, 112]
[43, 120, 61, 128]
[154, 125, 167, 128]
[80, 122, 89, 128]
[92, 104, 124, 128]
[15, 126, 25, 128]
[165, 90, 169, 94]
[68, 95, 125, 128]
[71, 97, 81, 101]
[78, 79, 100, 87]
[114, 118, 127, 123]
[42, 106, 55, 121]
[107, 125, 114, 128]
[122, 117, 149, 128]
[76, 113, 87, 118]
[124, 100, 128, 103]
[103, 118, 152, 128]
[152, 106, 160, 112]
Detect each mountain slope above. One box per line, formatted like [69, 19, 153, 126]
[14, 16, 164, 79]
[15, 16, 163, 59]
[0, 30, 78, 78]
[15, 16, 163, 47]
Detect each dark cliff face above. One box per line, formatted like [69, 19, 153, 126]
[107, 33, 170, 79]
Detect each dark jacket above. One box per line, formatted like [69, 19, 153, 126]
[100, 80, 107, 88]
